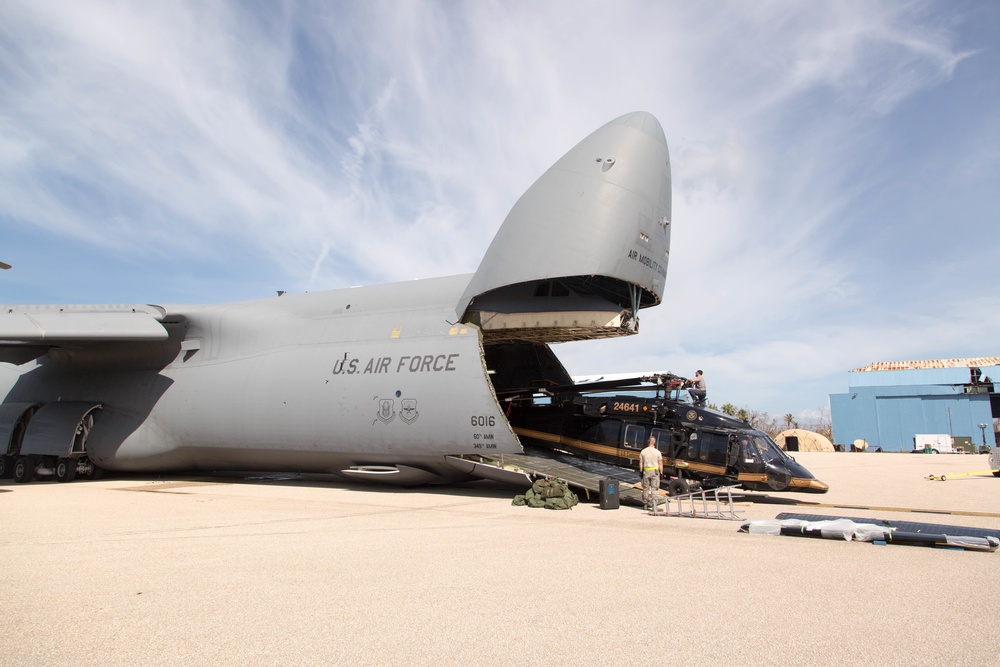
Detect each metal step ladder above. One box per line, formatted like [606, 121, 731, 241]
[649, 484, 743, 520]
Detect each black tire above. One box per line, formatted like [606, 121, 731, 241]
[55, 458, 77, 483]
[667, 478, 689, 497]
[13, 456, 35, 484]
[993, 470, 1000, 478]
[88, 465, 104, 481]
[0, 455, 13, 479]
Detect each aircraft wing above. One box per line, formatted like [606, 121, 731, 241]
[0, 304, 168, 364]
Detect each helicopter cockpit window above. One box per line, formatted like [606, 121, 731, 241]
[740, 436, 760, 464]
[752, 433, 790, 463]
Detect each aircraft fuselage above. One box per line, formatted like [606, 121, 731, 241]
[0, 276, 518, 481]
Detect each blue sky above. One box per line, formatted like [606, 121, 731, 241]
[2, 1, 998, 422]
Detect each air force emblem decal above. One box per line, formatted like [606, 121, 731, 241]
[376, 399, 395, 424]
[400, 399, 419, 425]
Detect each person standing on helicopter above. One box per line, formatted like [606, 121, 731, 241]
[687, 370, 707, 406]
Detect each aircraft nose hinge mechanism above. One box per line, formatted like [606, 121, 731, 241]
[463, 275, 653, 344]
[624, 284, 642, 333]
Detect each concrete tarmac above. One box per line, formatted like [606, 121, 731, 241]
[2, 452, 999, 666]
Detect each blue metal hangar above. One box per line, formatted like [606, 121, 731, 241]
[830, 357, 999, 452]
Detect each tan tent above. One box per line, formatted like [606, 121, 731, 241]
[774, 429, 835, 452]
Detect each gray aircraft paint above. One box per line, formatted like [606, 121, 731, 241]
[0, 112, 671, 484]
[458, 110, 671, 317]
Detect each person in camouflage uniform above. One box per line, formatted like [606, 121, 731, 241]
[639, 435, 663, 509]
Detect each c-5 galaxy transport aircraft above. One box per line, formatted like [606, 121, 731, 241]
[0, 111, 673, 485]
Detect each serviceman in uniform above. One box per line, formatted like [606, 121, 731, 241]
[640, 435, 663, 510]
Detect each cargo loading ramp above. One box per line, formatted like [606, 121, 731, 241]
[451, 452, 647, 506]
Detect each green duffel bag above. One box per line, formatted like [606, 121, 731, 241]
[544, 496, 571, 510]
[526, 494, 547, 508]
[531, 479, 551, 494]
[540, 484, 567, 499]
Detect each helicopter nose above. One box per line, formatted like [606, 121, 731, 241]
[807, 478, 830, 492]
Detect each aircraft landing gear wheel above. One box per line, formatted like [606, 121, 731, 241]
[13, 456, 36, 484]
[88, 465, 104, 481]
[667, 478, 689, 497]
[55, 458, 77, 483]
[0, 455, 13, 479]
